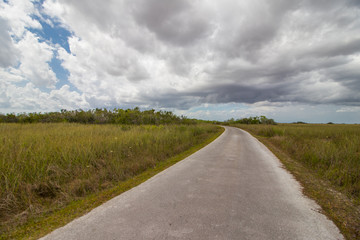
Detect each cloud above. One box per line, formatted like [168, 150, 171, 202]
[1, 0, 360, 122]
[0, 0, 58, 89]
[131, 0, 214, 46]
[0, 0, 42, 38]
[16, 31, 57, 88]
[336, 106, 360, 113]
[0, 82, 89, 112]
[0, 18, 18, 67]
[42, 0, 360, 109]
[0, 0, 83, 112]
[178, 102, 360, 123]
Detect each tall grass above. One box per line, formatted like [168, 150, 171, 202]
[233, 124, 360, 201]
[0, 123, 219, 228]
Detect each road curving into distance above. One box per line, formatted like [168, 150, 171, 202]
[41, 126, 343, 240]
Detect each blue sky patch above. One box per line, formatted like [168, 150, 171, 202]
[29, 15, 72, 53]
[50, 56, 69, 81]
[25, 8, 79, 92]
[50, 54, 79, 93]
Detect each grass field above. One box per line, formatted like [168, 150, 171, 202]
[232, 123, 360, 239]
[0, 123, 221, 237]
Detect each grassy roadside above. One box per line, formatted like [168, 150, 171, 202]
[232, 124, 360, 240]
[0, 124, 224, 239]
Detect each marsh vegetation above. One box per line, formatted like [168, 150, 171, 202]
[0, 123, 220, 237]
[232, 123, 360, 239]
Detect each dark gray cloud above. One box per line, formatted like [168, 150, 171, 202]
[131, 0, 214, 46]
[310, 38, 360, 58]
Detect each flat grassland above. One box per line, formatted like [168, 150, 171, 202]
[232, 123, 360, 239]
[0, 123, 221, 238]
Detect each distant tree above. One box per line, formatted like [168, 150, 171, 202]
[293, 121, 307, 124]
[224, 116, 276, 125]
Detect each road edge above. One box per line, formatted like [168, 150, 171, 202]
[234, 126, 358, 240]
[4, 126, 225, 240]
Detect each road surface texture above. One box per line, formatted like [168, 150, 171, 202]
[41, 126, 343, 240]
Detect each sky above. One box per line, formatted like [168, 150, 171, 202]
[1, 0, 360, 123]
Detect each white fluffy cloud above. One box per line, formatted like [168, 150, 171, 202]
[0, 0, 58, 88]
[0, 81, 89, 112]
[0, 0, 88, 112]
[0, 0, 42, 38]
[16, 31, 57, 88]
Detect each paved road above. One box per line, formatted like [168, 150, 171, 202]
[41, 126, 343, 240]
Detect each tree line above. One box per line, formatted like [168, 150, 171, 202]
[223, 116, 276, 125]
[0, 108, 197, 125]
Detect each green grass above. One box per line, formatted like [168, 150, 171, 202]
[232, 124, 360, 239]
[0, 123, 223, 239]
